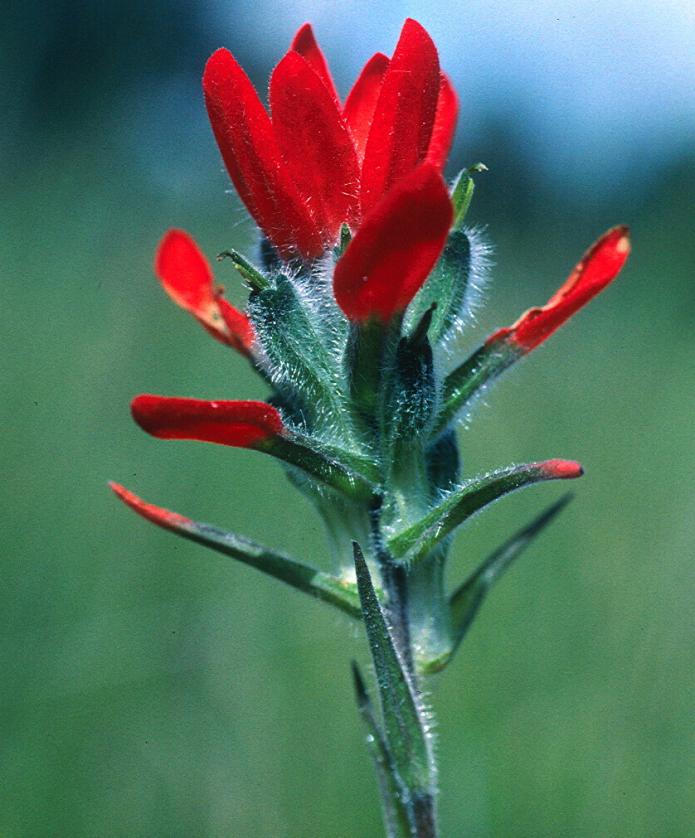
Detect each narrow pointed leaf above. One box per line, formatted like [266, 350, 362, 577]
[388, 460, 583, 561]
[450, 495, 572, 649]
[270, 51, 360, 244]
[450, 163, 487, 228]
[202, 48, 323, 259]
[334, 164, 453, 322]
[351, 662, 412, 838]
[217, 248, 270, 291]
[155, 229, 254, 354]
[426, 73, 458, 170]
[353, 543, 432, 798]
[109, 482, 361, 617]
[361, 19, 441, 214]
[290, 22, 340, 103]
[343, 52, 389, 160]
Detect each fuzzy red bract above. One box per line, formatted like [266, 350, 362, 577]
[539, 459, 584, 480]
[155, 229, 254, 353]
[270, 51, 360, 244]
[343, 53, 390, 161]
[290, 23, 339, 103]
[333, 164, 453, 322]
[427, 74, 459, 170]
[488, 226, 631, 352]
[131, 395, 284, 448]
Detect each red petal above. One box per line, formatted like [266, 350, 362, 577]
[109, 482, 192, 531]
[539, 459, 584, 479]
[155, 230, 254, 353]
[360, 19, 441, 215]
[131, 395, 284, 448]
[427, 73, 458, 170]
[290, 23, 339, 103]
[202, 48, 323, 259]
[488, 226, 631, 351]
[334, 164, 453, 322]
[343, 52, 389, 161]
[270, 51, 360, 244]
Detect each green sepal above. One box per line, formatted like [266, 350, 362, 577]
[388, 463, 573, 562]
[404, 228, 474, 345]
[450, 162, 487, 228]
[352, 543, 433, 802]
[351, 662, 411, 838]
[248, 273, 350, 438]
[344, 317, 401, 428]
[216, 248, 270, 291]
[433, 339, 521, 436]
[133, 508, 361, 618]
[450, 495, 572, 652]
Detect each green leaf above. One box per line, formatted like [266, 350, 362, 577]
[217, 248, 270, 291]
[432, 340, 520, 436]
[450, 495, 572, 650]
[405, 228, 473, 345]
[351, 662, 411, 838]
[388, 463, 580, 562]
[450, 162, 487, 228]
[352, 544, 433, 798]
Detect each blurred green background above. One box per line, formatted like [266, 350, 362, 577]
[3, 1, 694, 835]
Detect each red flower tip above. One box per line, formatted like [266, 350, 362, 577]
[540, 459, 584, 480]
[361, 18, 441, 215]
[155, 229, 254, 353]
[427, 73, 459, 170]
[131, 395, 285, 449]
[343, 52, 390, 160]
[109, 481, 192, 531]
[202, 48, 323, 260]
[290, 22, 339, 102]
[333, 163, 453, 323]
[488, 225, 631, 352]
[270, 50, 360, 244]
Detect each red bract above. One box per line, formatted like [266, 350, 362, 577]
[155, 229, 254, 354]
[487, 226, 631, 352]
[131, 395, 284, 448]
[109, 482, 192, 530]
[203, 19, 456, 260]
[333, 164, 453, 322]
[539, 459, 584, 480]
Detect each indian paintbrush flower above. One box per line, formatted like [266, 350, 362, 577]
[112, 18, 630, 838]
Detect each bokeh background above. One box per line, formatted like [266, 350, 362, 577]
[3, 1, 694, 835]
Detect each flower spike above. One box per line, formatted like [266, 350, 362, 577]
[488, 225, 631, 352]
[334, 164, 453, 322]
[203, 48, 323, 259]
[361, 19, 441, 215]
[270, 51, 360, 245]
[343, 52, 390, 161]
[290, 23, 340, 103]
[155, 229, 254, 354]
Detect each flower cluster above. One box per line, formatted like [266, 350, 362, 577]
[112, 19, 630, 833]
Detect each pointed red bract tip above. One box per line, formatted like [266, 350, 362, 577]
[361, 19, 441, 215]
[487, 226, 631, 352]
[540, 459, 584, 479]
[109, 482, 192, 531]
[343, 52, 390, 161]
[270, 51, 360, 244]
[202, 48, 323, 260]
[334, 164, 453, 322]
[427, 73, 458, 170]
[290, 22, 339, 102]
[131, 395, 285, 449]
[155, 230, 254, 353]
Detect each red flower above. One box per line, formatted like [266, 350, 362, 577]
[155, 229, 254, 354]
[131, 395, 284, 449]
[487, 226, 631, 352]
[202, 18, 457, 261]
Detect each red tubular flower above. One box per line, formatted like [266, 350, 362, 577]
[360, 19, 442, 216]
[109, 482, 193, 531]
[270, 51, 360, 244]
[131, 395, 284, 449]
[155, 229, 254, 354]
[333, 164, 453, 322]
[203, 19, 455, 260]
[487, 225, 631, 352]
